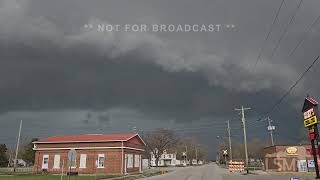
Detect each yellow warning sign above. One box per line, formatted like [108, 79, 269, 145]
[304, 116, 317, 127]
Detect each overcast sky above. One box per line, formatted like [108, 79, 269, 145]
[1, 0, 320, 158]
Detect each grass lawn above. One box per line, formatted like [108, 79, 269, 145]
[0, 175, 118, 180]
[0, 171, 163, 180]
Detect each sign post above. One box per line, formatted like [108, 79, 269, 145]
[223, 150, 228, 166]
[182, 152, 187, 166]
[302, 96, 320, 179]
[67, 149, 77, 180]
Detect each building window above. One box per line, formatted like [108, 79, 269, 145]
[42, 155, 49, 169]
[127, 154, 133, 168]
[134, 155, 140, 168]
[97, 154, 105, 168]
[79, 154, 87, 168]
[53, 155, 60, 169]
[168, 154, 171, 158]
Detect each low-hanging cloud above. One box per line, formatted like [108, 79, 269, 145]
[0, 0, 304, 96]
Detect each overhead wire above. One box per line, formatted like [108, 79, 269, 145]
[269, 0, 303, 59]
[259, 55, 320, 120]
[252, 0, 286, 71]
[288, 14, 320, 56]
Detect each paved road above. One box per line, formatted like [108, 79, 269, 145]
[140, 163, 226, 180]
[140, 163, 318, 180]
[222, 174, 315, 180]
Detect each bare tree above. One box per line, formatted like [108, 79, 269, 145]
[176, 137, 208, 164]
[142, 128, 179, 167]
[230, 138, 265, 164]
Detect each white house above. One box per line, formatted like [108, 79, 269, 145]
[9, 159, 27, 167]
[192, 159, 198, 165]
[150, 150, 177, 166]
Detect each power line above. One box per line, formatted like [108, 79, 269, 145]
[253, 0, 286, 71]
[245, 120, 266, 127]
[269, 0, 303, 59]
[143, 125, 242, 133]
[288, 14, 320, 56]
[161, 124, 238, 131]
[259, 55, 320, 119]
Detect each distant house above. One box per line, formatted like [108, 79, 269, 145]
[179, 159, 189, 166]
[150, 150, 177, 166]
[33, 133, 145, 175]
[192, 159, 198, 165]
[8, 159, 27, 167]
[16, 159, 27, 167]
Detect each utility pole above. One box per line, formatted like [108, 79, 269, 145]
[14, 120, 22, 172]
[267, 117, 275, 146]
[216, 136, 221, 164]
[235, 106, 251, 174]
[227, 120, 232, 161]
[195, 147, 198, 164]
[185, 146, 188, 166]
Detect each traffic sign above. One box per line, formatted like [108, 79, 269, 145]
[223, 150, 228, 155]
[68, 149, 77, 162]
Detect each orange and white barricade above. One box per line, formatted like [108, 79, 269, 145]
[228, 160, 245, 172]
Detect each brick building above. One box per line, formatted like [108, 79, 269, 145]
[33, 133, 145, 175]
[264, 145, 316, 172]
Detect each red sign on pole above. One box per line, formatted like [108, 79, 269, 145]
[310, 133, 316, 140]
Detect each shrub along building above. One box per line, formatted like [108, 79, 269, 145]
[33, 133, 145, 175]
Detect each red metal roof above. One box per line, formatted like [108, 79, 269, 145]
[34, 133, 137, 143]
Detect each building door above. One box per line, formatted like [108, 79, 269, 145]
[42, 155, 49, 169]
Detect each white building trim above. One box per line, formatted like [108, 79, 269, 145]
[33, 146, 144, 151]
[121, 141, 124, 174]
[33, 140, 126, 144]
[32, 134, 146, 144]
[126, 134, 147, 146]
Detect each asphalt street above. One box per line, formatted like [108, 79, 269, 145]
[140, 163, 318, 180]
[140, 163, 227, 180]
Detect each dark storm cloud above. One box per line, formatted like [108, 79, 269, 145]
[1, 0, 320, 157]
[1, 0, 316, 94]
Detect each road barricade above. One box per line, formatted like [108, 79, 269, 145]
[228, 160, 245, 172]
